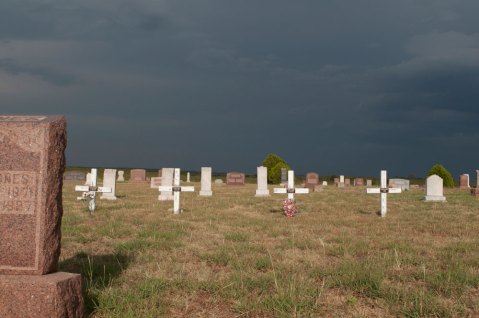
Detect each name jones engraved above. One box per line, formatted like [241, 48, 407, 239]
[0, 171, 37, 214]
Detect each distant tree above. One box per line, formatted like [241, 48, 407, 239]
[270, 161, 291, 184]
[427, 164, 455, 188]
[262, 153, 289, 183]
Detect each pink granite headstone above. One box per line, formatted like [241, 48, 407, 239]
[459, 174, 470, 189]
[226, 172, 245, 185]
[354, 178, 364, 186]
[0, 115, 83, 317]
[130, 169, 146, 182]
[304, 172, 319, 191]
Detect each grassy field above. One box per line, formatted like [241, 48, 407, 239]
[59, 181, 479, 317]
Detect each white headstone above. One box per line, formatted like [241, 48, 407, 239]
[186, 172, 191, 183]
[338, 175, 345, 187]
[159, 168, 174, 201]
[117, 170, 125, 182]
[200, 167, 213, 196]
[366, 179, 372, 187]
[389, 178, 410, 191]
[85, 172, 92, 185]
[100, 169, 117, 200]
[366, 170, 402, 217]
[214, 179, 223, 184]
[322, 181, 328, 186]
[424, 174, 446, 202]
[255, 166, 270, 197]
[75, 168, 112, 213]
[158, 168, 195, 214]
[150, 177, 162, 189]
[273, 170, 309, 200]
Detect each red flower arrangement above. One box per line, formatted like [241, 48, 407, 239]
[283, 198, 297, 217]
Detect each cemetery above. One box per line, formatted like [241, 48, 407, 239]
[58, 170, 479, 317]
[1, 117, 479, 317]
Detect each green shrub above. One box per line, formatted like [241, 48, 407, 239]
[427, 164, 455, 188]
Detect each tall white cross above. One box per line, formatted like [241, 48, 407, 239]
[158, 168, 194, 214]
[75, 168, 112, 213]
[273, 170, 309, 200]
[366, 170, 401, 217]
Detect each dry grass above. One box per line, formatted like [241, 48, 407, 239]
[60, 181, 479, 317]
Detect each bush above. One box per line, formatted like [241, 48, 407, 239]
[427, 164, 455, 188]
[269, 162, 291, 184]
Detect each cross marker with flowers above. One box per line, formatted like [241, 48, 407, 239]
[273, 170, 309, 216]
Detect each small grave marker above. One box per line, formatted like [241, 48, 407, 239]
[117, 170, 125, 182]
[159, 168, 194, 214]
[459, 174, 470, 189]
[75, 168, 112, 213]
[367, 170, 401, 217]
[130, 169, 146, 182]
[200, 167, 213, 196]
[424, 175, 446, 202]
[63, 171, 86, 182]
[159, 168, 174, 200]
[226, 172, 245, 185]
[150, 177, 162, 189]
[255, 166, 270, 197]
[273, 170, 309, 200]
[304, 172, 319, 191]
[100, 169, 117, 200]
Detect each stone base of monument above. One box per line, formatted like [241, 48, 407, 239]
[255, 189, 270, 197]
[0, 272, 84, 318]
[471, 188, 479, 197]
[424, 195, 446, 202]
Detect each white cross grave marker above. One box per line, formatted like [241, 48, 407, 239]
[366, 170, 401, 217]
[158, 168, 195, 214]
[75, 168, 112, 213]
[273, 170, 309, 200]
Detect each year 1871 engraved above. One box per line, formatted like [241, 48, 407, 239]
[0, 171, 37, 215]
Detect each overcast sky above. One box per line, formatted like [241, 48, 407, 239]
[1, 1, 478, 177]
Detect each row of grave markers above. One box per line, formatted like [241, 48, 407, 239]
[74, 166, 452, 217]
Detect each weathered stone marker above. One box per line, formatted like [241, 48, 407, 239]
[75, 168, 112, 213]
[255, 166, 270, 197]
[424, 174, 446, 202]
[273, 170, 309, 200]
[159, 168, 194, 214]
[159, 168, 174, 201]
[199, 167, 213, 196]
[100, 169, 117, 200]
[0, 115, 84, 317]
[367, 170, 402, 217]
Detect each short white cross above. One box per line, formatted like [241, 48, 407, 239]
[273, 170, 309, 200]
[75, 168, 112, 213]
[158, 168, 194, 214]
[366, 170, 401, 217]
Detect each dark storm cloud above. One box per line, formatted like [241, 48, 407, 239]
[1, 0, 478, 177]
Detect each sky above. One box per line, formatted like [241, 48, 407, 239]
[1, 1, 478, 177]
